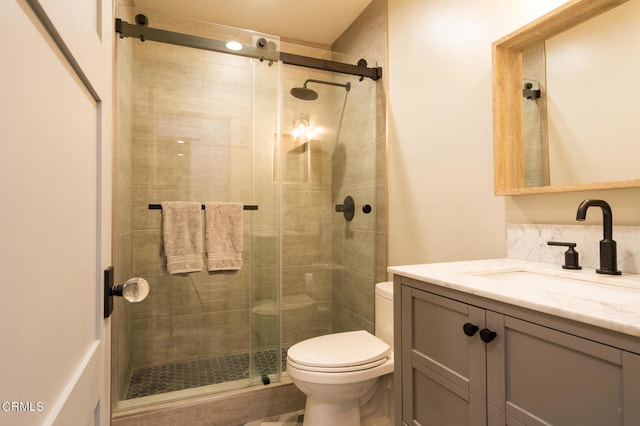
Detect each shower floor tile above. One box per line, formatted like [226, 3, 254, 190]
[126, 348, 288, 399]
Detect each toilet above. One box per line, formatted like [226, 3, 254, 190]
[286, 282, 394, 426]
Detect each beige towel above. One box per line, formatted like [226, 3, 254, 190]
[161, 201, 203, 274]
[204, 202, 243, 272]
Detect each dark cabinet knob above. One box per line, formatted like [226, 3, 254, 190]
[463, 322, 479, 337]
[479, 328, 497, 343]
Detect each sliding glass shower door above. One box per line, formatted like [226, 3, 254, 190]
[113, 6, 281, 408]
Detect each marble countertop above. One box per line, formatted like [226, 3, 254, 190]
[389, 258, 640, 338]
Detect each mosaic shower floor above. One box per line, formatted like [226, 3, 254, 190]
[126, 348, 288, 399]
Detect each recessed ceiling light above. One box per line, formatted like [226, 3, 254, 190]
[226, 41, 243, 51]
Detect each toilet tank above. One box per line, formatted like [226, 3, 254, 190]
[375, 281, 394, 348]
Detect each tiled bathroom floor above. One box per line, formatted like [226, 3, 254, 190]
[243, 410, 304, 426]
[126, 348, 288, 399]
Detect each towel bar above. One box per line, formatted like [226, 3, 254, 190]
[148, 204, 258, 211]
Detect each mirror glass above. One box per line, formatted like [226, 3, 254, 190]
[493, 0, 640, 195]
[534, 0, 640, 186]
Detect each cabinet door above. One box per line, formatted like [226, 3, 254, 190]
[401, 286, 486, 426]
[487, 314, 640, 426]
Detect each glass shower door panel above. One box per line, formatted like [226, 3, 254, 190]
[249, 56, 281, 384]
[330, 71, 378, 335]
[114, 5, 283, 408]
[280, 60, 378, 351]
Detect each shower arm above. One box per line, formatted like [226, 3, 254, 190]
[304, 79, 351, 91]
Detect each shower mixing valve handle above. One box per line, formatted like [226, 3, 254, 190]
[335, 196, 355, 222]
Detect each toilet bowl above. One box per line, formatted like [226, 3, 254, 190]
[286, 282, 394, 426]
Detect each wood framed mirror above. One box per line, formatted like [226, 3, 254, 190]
[492, 0, 640, 195]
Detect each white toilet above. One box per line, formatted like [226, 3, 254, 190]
[287, 282, 394, 426]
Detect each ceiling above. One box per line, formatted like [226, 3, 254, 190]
[132, 0, 373, 46]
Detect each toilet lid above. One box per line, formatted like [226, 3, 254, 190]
[287, 330, 390, 368]
[287, 356, 389, 373]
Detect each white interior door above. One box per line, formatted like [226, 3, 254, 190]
[0, 1, 112, 425]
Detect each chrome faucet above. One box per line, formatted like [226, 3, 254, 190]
[575, 199, 621, 275]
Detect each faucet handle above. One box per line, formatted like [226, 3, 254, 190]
[547, 241, 582, 270]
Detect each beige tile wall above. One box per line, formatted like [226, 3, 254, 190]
[522, 42, 550, 188]
[123, 10, 280, 370]
[280, 62, 336, 348]
[331, 0, 388, 333]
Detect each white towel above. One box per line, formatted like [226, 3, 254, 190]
[161, 201, 203, 274]
[204, 202, 244, 272]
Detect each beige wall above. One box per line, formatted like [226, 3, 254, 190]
[387, 0, 640, 268]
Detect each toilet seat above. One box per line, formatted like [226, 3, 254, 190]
[287, 330, 390, 371]
[287, 355, 388, 373]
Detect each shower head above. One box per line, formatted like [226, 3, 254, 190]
[290, 79, 351, 101]
[290, 85, 319, 101]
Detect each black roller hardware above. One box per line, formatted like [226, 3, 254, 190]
[463, 322, 479, 337]
[480, 328, 497, 343]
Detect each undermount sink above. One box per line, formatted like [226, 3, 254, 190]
[477, 269, 597, 286]
[470, 268, 640, 304]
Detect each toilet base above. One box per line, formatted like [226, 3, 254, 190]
[303, 396, 361, 426]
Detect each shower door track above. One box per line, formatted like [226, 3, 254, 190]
[115, 17, 383, 81]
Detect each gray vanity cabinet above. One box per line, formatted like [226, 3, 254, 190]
[399, 285, 487, 426]
[395, 277, 640, 426]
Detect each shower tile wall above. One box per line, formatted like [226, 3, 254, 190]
[129, 43, 250, 368]
[280, 62, 335, 349]
[331, 0, 388, 333]
[277, 0, 388, 343]
[522, 42, 550, 188]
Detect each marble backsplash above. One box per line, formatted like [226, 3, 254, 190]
[507, 223, 640, 275]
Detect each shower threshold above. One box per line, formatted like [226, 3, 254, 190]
[125, 348, 288, 400]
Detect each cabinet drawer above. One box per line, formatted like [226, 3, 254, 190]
[403, 354, 486, 426]
[402, 287, 484, 378]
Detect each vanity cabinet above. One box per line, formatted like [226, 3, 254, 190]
[395, 277, 640, 426]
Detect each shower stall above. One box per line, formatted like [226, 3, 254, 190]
[113, 6, 386, 413]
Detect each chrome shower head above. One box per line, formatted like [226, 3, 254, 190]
[290, 79, 351, 101]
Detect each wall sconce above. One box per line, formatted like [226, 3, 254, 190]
[104, 266, 150, 318]
[292, 116, 310, 142]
